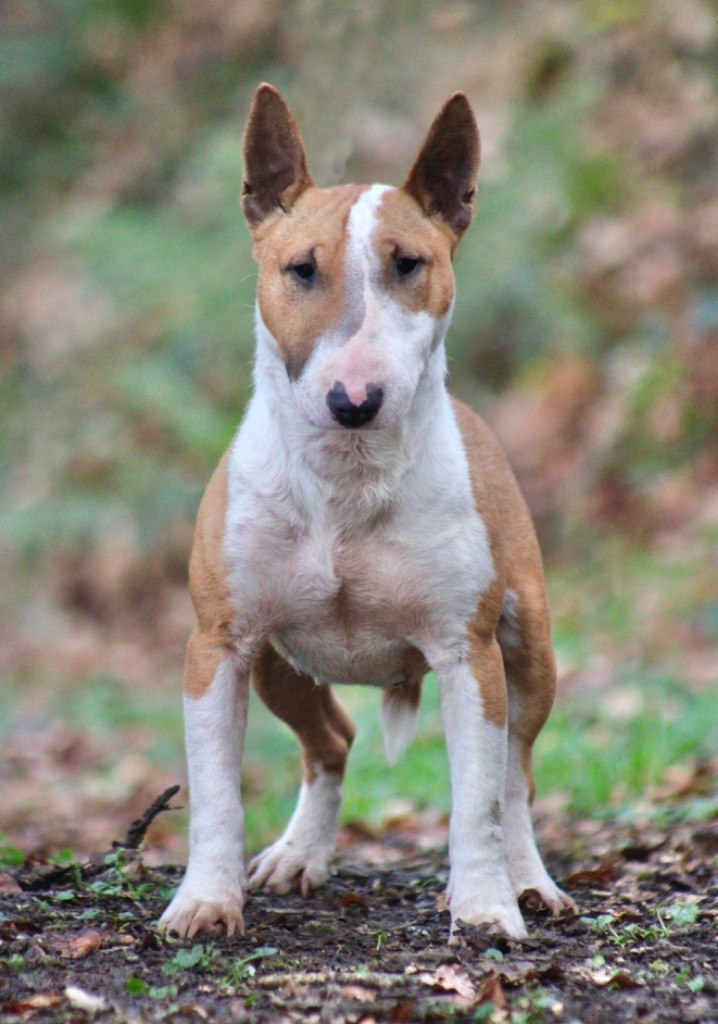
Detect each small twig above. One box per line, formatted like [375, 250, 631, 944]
[114, 785, 182, 850]
[258, 971, 411, 990]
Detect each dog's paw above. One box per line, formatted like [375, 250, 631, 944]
[448, 886, 528, 943]
[159, 884, 245, 939]
[248, 838, 331, 897]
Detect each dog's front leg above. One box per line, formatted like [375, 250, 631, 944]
[159, 637, 249, 938]
[437, 636, 527, 940]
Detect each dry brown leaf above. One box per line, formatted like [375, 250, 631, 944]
[338, 985, 376, 1003]
[2, 993, 61, 1012]
[0, 872, 22, 894]
[339, 892, 368, 912]
[565, 856, 622, 888]
[589, 968, 643, 989]
[388, 1002, 416, 1022]
[419, 965, 476, 1004]
[51, 929, 103, 959]
[476, 973, 507, 1009]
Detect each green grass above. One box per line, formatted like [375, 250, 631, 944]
[4, 626, 716, 859]
[241, 667, 718, 851]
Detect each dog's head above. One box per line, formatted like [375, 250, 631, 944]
[241, 84, 480, 431]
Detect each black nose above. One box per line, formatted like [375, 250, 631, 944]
[326, 382, 384, 428]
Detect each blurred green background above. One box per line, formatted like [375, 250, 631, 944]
[1, 0, 717, 863]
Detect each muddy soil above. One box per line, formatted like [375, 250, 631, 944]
[1, 800, 716, 1024]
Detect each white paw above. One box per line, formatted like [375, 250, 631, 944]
[248, 837, 331, 897]
[448, 880, 528, 942]
[159, 882, 245, 939]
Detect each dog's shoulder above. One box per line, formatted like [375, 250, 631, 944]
[450, 396, 535, 548]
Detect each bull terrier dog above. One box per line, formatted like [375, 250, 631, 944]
[159, 83, 576, 942]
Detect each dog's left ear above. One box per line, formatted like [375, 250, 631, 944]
[242, 83, 313, 229]
[403, 92, 480, 239]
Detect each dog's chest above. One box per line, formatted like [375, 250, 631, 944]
[269, 525, 431, 685]
[224, 404, 494, 685]
[225, 489, 489, 686]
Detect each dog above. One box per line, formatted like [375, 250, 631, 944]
[159, 83, 576, 942]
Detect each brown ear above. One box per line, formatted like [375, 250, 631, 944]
[403, 92, 480, 238]
[241, 83, 313, 228]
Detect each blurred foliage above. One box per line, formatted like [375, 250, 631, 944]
[1, 0, 717, 848]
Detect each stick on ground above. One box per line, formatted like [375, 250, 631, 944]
[115, 784, 181, 850]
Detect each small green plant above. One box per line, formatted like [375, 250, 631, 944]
[675, 964, 705, 992]
[128, 976, 181, 1000]
[475, 986, 578, 1024]
[583, 903, 700, 950]
[127, 977, 149, 996]
[656, 902, 699, 933]
[373, 931, 387, 954]
[54, 890, 77, 902]
[0, 835, 24, 870]
[88, 848, 149, 900]
[221, 946, 278, 989]
[77, 908, 102, 921]
[484, 947, 504, 962]
[163, 942, 216, 977]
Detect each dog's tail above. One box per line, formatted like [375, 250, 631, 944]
[380, 680, 422, 765]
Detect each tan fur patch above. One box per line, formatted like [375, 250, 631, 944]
[252, 185, 368, 380]
[375, 189, 458, 318]
[451, 398, 556, 742]
[183, 452, 236, 700]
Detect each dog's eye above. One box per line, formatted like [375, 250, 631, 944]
[288, 261, 316, 284]
[395, 255, 423, 278]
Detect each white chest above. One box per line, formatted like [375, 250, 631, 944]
[223, 388, 494, 685]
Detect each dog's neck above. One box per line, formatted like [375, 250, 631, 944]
[250, 316, 451, 524]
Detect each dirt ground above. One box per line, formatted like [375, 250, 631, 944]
[1, 775, 716, 1024]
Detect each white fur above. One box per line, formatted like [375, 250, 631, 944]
[504, 735, 573, 912]
[169, 185, 538, 940]
[380, 692, 419, 765]
[159, 657, 248, 937]
[248, 763, 343, 896]
[438, 657, 527, 939]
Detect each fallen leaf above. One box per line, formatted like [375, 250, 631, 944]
[589, 968, 643, 989]
[565, 857, 622, 887]
[519, 888, 554, 912]
[0, 872, 22, 893]
[419, 965, 476, 1004]
[475, 973, 507, 1009]
[388, 1002, 416, 1022]
[51, 929, 103, 959]
[2, 993, 61, 1012]
[339, 892, 368, 912]
[65, 986, 108, 1012]
[338, 985, 376, 1003]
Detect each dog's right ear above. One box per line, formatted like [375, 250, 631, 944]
[241, 84, 313, 229]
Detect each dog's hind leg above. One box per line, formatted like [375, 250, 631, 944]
[498, 586, 577, 916]
[247, 643, 355, 896]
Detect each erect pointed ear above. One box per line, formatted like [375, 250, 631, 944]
[241, 84, 313, 229]
[403, 92, 480, 239]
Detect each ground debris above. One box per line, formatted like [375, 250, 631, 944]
[0, 799, 716, 1023]
[115, 783, 182, 851]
